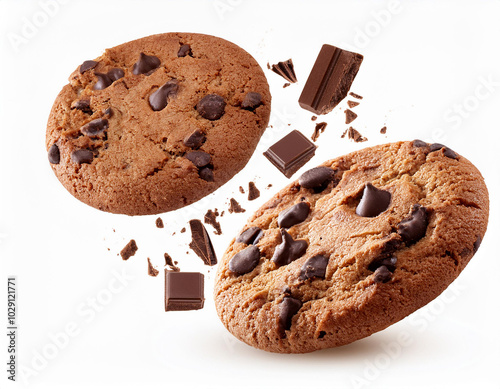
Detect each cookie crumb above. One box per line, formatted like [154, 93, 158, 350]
[164, 253, 180, 272]
[155, 217, 164, 228]
[248, 182, 261, 201]
[380, 126, 387, 134]
[311, 122, 328, 142]
[120, 240, 138, 260]
[204, 209, 222, 235]
[228, 198, 246, 213]
[347, 100, 359, 108]
[147, 257, 159, 277]
[349, 92, 363, 99]
[341, 127, 367, 143]
[344, 109, 357, 125]
[267, 62, 271, 70]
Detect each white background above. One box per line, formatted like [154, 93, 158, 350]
[1, 1, 500, 388]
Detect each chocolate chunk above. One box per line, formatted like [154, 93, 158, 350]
[473, 235, 482, 253]
[71, 149, 94, 164]
[236, 227, 263, 245]
[380, 126, 387, 134]
[147, 258, 159, 277]
[429, 143, 458, 159]
[341, 127, 367, 142]
[120, 239, 138, 260]
[271, 59, 297, 83]
[199, 167, 214, 182]
[229, 246, 261, 275]
[183, 129, 206, 149]
[80, 118, 108, 137]
[204, 209, 222, 235]
[48, 144, 60, 164]
[299, 255, 329, 280]
[239, 186, 245, 193]
[149, 80, 179, 111]
[107, 68, 124, 82]
[228, 198, 245, 214]
[165, 271, 204, 311]
[164, 253, 180, 272]
[156, 217, 164, 228]
[188, 219, 217, 266]
[373, 265, 392, 283]
[356, 183, 391, 217]
[299, 166, 334, 190]
[278, 202, 310, 228]
[279, 297, 302, 333]
[413, 139, 428, 148]
[263, 130, 317, 178]
[397, 204, 428, 245]
[347, 100, 359, 108]
[299, 45, 363, 115]
[241, 92, 262, 110]
[177, 44, 192, 58]
[311, 116, 317, 121]
[349, 92, 363, 99]
[132, 53, 161, 75]
[94, 73, 113, 90]
[80, 60, 97, 73]
[283, 83, 290, 88]
[197, 94, 226, 120]
[72, 99, 92, 114]
[185, 151, 211, 168]
[311, 122, 327, 142]
[272, 229, 308, 267]
[248, 182, 260, 201]
[345, 109, 357, 124]
[369, 256, 397, 272]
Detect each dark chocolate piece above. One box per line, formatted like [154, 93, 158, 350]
[236, 227, 263, 245]
[177, 44, 192, 58]
[278, 202, 310, 228]
[229, 246, 261, 275]
[149, 80, 179, 111]
[473, 235, 482, 253]
[80, 60, 98, 73]
[183, 129, 206, 149]
[263, 130, 317, 178]
[204, 209, 222, 235]
[347, 100, 359, 108]
[271, 59, 297, 83]
[80, 118, 108, 137]
[132, 53, 161, 75]
[311, 122, 327, 142]
[199, 167, 214, 182]
[345, 109, 357, 124]
[156, 217, 164, 228]
[72, 99, 92, 114]
[272, 229, 308, 267]
[48, 144, 60, 164]
[299, 255, 329, 281]
[241, 92, 262, 110]
[397, 204, 428, 245]
[356, 183, 391, 217]
[164, 253, 180, 272]
[188, 219, 217, 266]
[349, 92, 363, 99]
[373, 266, 392, 283]
[279, 297, 302, 333]
[248, 182, 260, 201]
[228, 198, 245, 214]
[197, 94, 226, 120]
[299, 45, 363, 115]
[341, 127, 367, 142]
[299, 166, 334, 190]
[380, 126, 387, 134]
[71, 149, 94, 164]
[165, 271, 204, 311]
[185, 151, 211, 168]
[147, 258, 159, 277]
[120, 239, 138, 260]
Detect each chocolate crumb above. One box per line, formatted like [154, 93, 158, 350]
[164, 253, 180, 272]
[147, 258, 159, 277]
[267, 184, 273, 188]
[345, 109, 357, 125]
[120, 240, 138, 260]
[188, 219, 217, 266]
[239, 186, 245, 194]
[311, 116, 317, 121]
[341, 127, 367, 143]
[180, 227, 186, 233]
[204, 209, 222, 235]
[271, 59, 297, 83]
[220, 211, 225, 217]
[347, 100, 360, 108]
[380, 126, 387, 134]
[228, 198, 246, 213]
[312, 122, 328, 142]
[248, 182, 260, 201]
[349, 92, 363, 99]
[155, 217, 164, 228]
[267, 62, 271, 70]
[283, 83, 290, 88]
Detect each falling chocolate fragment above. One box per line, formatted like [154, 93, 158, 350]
[236, 227, 263, 245]
[229, 246, 261, 275]
[278, 202, 310, 228]
[272, 229, 308, 267]
[120, 239, 138, 260]
[279, 297, 302, 333]
[199, 167, 214, 182]
[72, 99, 92, 114]
[204, 209, 222, 235]
[311, 122, 327, 142]
[345, 109, 357, 124]
[188, 219, 217, 266]
[397, 204, 428, 245]
[48, 144, 60, 164]
[228, 198, 245, 214]
[133, 52, 161, 75]
[147, 258, 159, 277]
[185, 151, 211, 168]
[356, 183, 391, 218]
[248, 182, 260, 201]
[164, 253, 180, 272]
[149, 80, 179, 111]
[165, 271, 204, 311]
[341, 127, 367, 143]
[373, 265, 392, 283]
[271, 59, 297, 83]
[349, 92, 363, 99]
[156, 217, 164, 228]
[299, 44, 363, 115]
[283, 83, 290, 88]
[263, 130, 317, 178]
[413, 139, 428, 148]
[299, 255, 329, 280]
[347, 100, 359, 108]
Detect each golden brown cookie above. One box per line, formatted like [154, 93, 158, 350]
[46, 33, 271, 215]
[214, 140, 489, 353]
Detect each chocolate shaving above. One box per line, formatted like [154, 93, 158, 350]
[271, 59, 297, 83]
[345, 109, 357, 125]
[120, 240, 138, 260]
[311, 122, 327, 142]
[147, 258, 159, 277]
[248, 182, 260, 201]
[188, 219, 217, 266]
[341, 127, 367, 142]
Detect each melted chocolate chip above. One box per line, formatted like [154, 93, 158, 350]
[299, 255, 329, 280]
[397, 204, 428, 245]
[241, 92, 262, 110]
[80, 118, 108, 137]
[278, 202, 310, 228]
[279, 297, 302, 333]
[48, 144, 60, 164]
[94, 73, 113, 90]
[228, 246, 261, 275]
[473, 235, 482, 253]
[298, 166, 335, 191]
[197, 94, 226, 120]
[236, 227, 263, 245]
[80, 60, 97, 73]
[429, 143, 458, 159]
[72, 99, 92, 114]
[369, 256, 397, 272]
[149, 80, 179, 111]
[71, 149, 94, 164]
[107, 68, 124, 82]
[132, 53, 161, 75]
[373, 265, 392, 283]
[272, 229, 308, 267]
[183, 130, 206, 149]
[356, 183, 391, 217]
[199, 167, 214, 182]
[177, 44, 192, 58]
[185, 151, 211, 168]
[413, 139, 428, 148]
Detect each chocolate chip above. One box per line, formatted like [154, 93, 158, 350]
[149, 80, 179, 111]
[413, 139, 427, 148]
[197, 94, 226, 120]
[397, 204, 428, 245]
[72, 99, 92, 114]
[241, 92, 262, 110]
[272, 229, 308, 267]
[71, 149, 94, 164]
[80, 60, 97, 73]
[279, 297, 302, 333]
[298, 166, 335, 191]
[229, 246, 261, 275]
[278, 202, 310, 228]
[299, 255, 329, 281]
[183, 130, 206, 149]
[132, 53, 161, 75]
[473, 235, 482, 253]
[199, 167, 214, 182]
[373, 265, 392, 283]
[429, 143, 458, 159]
[107, 68, 124, 82]
[369, 256, 397, 272]
[94, 73, 113, 90]
[80, 118, 108, 137]
[48, 144, 60, 164]
[356, 183, 391, 217]
[177, 44, 192, 58]
[185, 151, 211, 168]
[429, 143, 445, 152]
[236, 227, 263, 245]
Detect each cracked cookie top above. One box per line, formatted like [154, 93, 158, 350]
[46, 33, 271, 215]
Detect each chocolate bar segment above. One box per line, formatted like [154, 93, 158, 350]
[299, 44, 363, 115]
[263, 130, 317, 178]
[165, 271, 204, 311]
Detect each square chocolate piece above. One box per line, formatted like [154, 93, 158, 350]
[165, 271, 205, 311]
[263, 130, 317, 178]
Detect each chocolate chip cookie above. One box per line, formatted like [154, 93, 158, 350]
[46, 33, 271, 215]
[214, 140, 489, 353]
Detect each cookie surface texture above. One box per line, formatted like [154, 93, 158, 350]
[214, 141, 489, 353]
[46, 33, 271, 215]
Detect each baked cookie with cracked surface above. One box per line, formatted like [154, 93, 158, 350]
[214, 140, 489, 353]
[46, 33, 271, 215]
